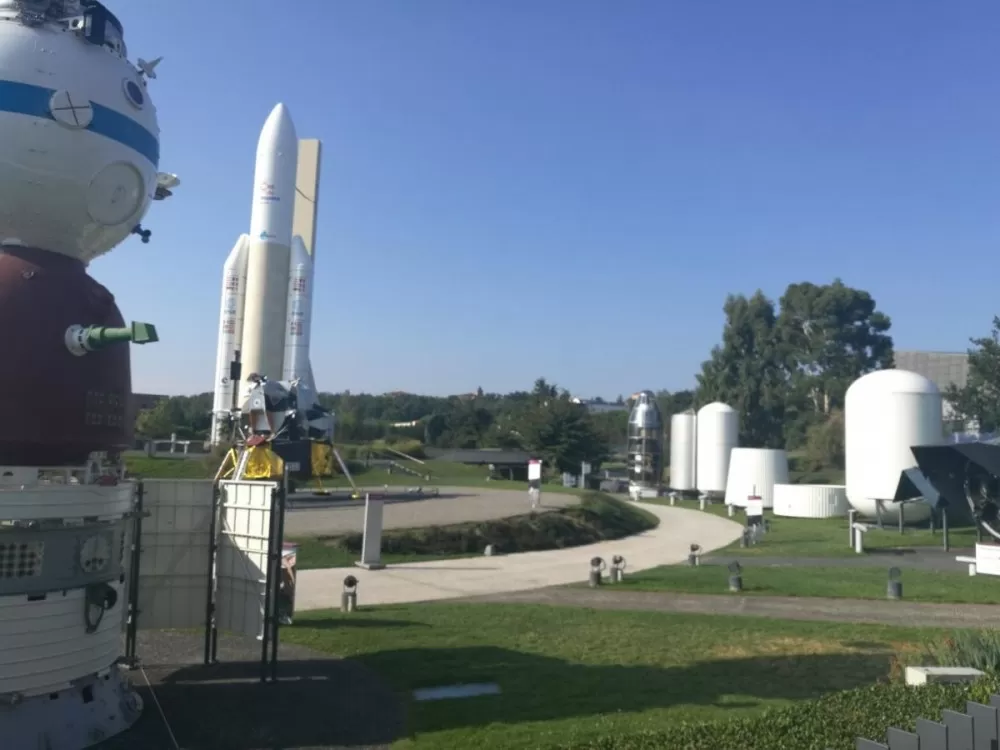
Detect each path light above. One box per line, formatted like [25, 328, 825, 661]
[588, 557, 606, 588]
[610, 555, 627, 583]
[728, 561, 743, 593]
[688, 544, 702, 567]
[887, 567, 903, 600]
[341, 575, 359, 613]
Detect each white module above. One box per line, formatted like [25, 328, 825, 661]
[669, 411, 697, 491]
[725, 447, 789, 508]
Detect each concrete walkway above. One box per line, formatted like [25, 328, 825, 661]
[463, 587, 1000, 628]
[294, 503, 743, 611]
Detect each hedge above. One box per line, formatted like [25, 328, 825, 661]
[560, 675, 1000, 750]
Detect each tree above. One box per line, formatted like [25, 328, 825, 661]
[517, 398, 608, 473]
[802, 409, 845, 471]
[135, 400, 175, 438]
[946, 316, 1000, 432]
[695, 291, 787, 448]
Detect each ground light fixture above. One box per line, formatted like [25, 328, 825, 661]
[610, 555, 627, 583]
[727, 561, 743, 592]
[342, 575, 359, 612]
[887, 567, 903, 600]
[588, 557, 606, 588]
[688, 543, 702, 566]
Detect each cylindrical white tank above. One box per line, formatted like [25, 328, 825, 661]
[773, 484, 848, 518]
[282, 235, 313, 383]
[696, 402, 738, 496]
[669, 412, 697, 491]
[725, 447, 789, 508]
[845, 369, 943, 522]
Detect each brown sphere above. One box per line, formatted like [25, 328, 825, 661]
[0, 247, 132, 466]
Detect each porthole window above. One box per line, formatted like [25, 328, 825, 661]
[122, 79, 144, 109]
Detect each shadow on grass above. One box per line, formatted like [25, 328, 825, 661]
[97, 638, 894, 749]
[354, 645, 895, 738]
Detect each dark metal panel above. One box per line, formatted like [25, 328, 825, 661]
[943, 709, 975, 750]
[966, 701, 999, 750]
[916, 718, 949, 750]
[886, 727, 920, 750]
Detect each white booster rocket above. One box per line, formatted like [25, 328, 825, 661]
[210, 103, 317, 444]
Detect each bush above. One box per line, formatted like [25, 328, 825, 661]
[335, 492, 657, 556]
[921, 629, 1000, 673]
[560, 675, 1000, 750]
[371, 438, 426, 459]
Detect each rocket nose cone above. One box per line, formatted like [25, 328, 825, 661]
[258, 102, 298, 151]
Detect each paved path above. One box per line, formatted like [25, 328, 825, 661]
[702, 549, 976, 573]
[294, 503, 743, 610]
[463, 587, 1000, 628]
[284, 486, 578, 536]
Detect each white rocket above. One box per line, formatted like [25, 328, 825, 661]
[210, 104, 316, 444]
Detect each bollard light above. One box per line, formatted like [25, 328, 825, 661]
[887, 567, 902, 600]
[610, 555, 627, 583]
[688, 543, 702, 567]
[588, 556, 606, 588]
[341, 575, 359, 613]
[727, 561, 743, 593]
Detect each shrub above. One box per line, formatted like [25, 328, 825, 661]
[921, 629, 1000, 674]
[560, 675, 1000, 750]
[335, 492, 657, 556]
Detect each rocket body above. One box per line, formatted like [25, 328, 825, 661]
[210, 104, 319, 443]
[241, 103, 298, 390]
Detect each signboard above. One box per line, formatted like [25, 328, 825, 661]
[746, 495, 764, 525]
[976, 543, 1000, 576]
[528, 460, 542, 482]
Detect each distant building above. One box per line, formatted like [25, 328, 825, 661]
[894, 351, 969, 392]
[893, 350, 971, 431]
[570, 397, 629, 415]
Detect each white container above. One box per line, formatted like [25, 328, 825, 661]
[669, 412, 697, 491]
[696, 402, 738, 495]
[773, 484, 848, 518]
[845, 369, 942, 523]
[725, 448, 789, 508]
[844, 370, 944, 521]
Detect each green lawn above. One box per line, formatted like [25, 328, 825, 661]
[619, 564, 1000, 604]
[284, 603, 935, 750]
[656, 498, 979, 557]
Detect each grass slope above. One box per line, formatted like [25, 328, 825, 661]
[284, 603, 937, 750]
[293, 492, 658, 570]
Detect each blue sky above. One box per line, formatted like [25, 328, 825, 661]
[99, 0, 1000, 398]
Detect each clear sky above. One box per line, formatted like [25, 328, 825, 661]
[98, 0, 1000, 398]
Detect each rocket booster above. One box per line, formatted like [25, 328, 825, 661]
[210, 104, 316, 444]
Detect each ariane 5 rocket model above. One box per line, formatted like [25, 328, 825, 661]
[210, 104, 318, 445]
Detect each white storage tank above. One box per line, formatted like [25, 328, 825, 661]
[725, 447, 789, 508]
[773, 484, 848, 519]
[669, 411, 697, 491]
[845, 369, 943, 522]
[696, 402, 738, 497]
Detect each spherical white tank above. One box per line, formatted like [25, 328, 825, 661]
[845, 369, 943, 522]
[696, 402, 738, 495]
[0, 11, 160, 260]
[669, 412, 697, 491]
[725, 447, 789, 508]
